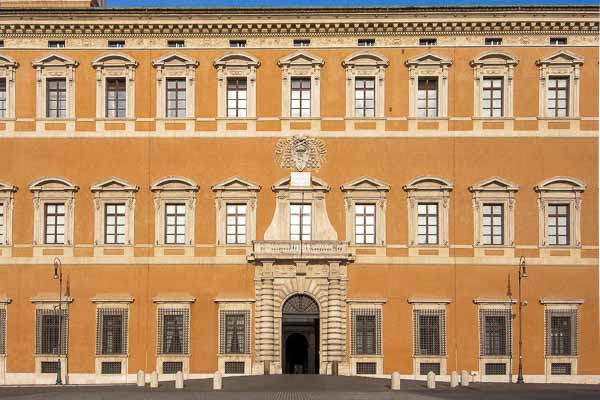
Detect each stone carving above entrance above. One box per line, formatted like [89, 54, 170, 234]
[275, 135, 327, 172]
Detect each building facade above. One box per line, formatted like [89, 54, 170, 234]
[0, 2, 598, 385]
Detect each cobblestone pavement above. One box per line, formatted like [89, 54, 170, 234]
[0, 375, 599, 400]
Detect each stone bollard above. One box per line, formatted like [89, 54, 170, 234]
[150, 371, 159, 388]
[427, 371, 436, 389]
[450, 371, 459, 388]
[391, 371, 401, 391]
[175, 371, 184, 389]
[213, 371, 223, 390]
[461, 370, 470, 387]
[136, 370, 145, 387]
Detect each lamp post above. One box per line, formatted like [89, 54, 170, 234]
[52, 257, 63, 385]
[516, 256, 527, 384]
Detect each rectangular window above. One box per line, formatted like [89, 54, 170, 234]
[547, 311, 577, 356]
[166, 78, 187, 118]
[547, 77, 569, 118]
[355, 77, 375, 118]
[46, 78, 67, 118]
[108, 40, 125, 48]
[168, 40, 185, 48]
[101, 361, 122, 374]
[547, 204, 569, 246]
[550, 37, 567, 45]
[358, 39, 375, 47]
[482, 77, 503, 117]
[226, 78, 247, 118]
[482, 204, 504, 245]
[485, 38, 503, 46]
[36, 309, 67, 355]
[355, 204, 376, 245]
[165, 203, 186, 245]
[414, 309, 446, 356]
[105, 77, 126, 118]
[229, 40, 247, 48]
[290, 203, 312, 241]
[97, 308, 128, 355]
[220, 310, 250, 354]
[226, 204, 247, 245]
[0, 308, 6, 355]
[0, 78, 6, 118]
[157, 308, 189, 355]
[104, 203, 126, 245]
[290, 77, 311, 118]
[417, 77, 438, 118]
[0, 40, 4, 48]
[48, 40, 65, 48]
[419, 38, 437, 46]
[293, 39, 310, 47]
[479, 309, 511, 356]
[44, 203, 65, 245]
[0, 202, 4, 245]
[351, 309, 381, 355]
[417, 203, 438, 245]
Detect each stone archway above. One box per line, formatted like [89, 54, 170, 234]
[282, 294, 320, 374]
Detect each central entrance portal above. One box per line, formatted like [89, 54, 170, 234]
[282, 294, 320, 374]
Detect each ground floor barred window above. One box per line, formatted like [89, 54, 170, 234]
[35, 309, 68, 355]
[219, 310, 250, 354]
[413, 309, 446, 356]
[157, 308, 190, 355]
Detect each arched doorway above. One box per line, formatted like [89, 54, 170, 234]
[282, 294, 320, 374]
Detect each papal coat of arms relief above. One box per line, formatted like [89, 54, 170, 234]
[274, 135, 327, 172]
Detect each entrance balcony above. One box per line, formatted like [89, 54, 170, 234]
[249, 240, 353, 262]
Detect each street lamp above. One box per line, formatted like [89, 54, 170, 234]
[52, 257, 63, 385]
[516, 256, 527, 384]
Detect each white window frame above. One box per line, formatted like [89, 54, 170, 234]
[534, 176, 585, 254]
[469, 177, 519, 254]
[91, 177, 139, 255]
[152, 53, 198, 131]
[0, 54, 18, 127]
[151, 176, 199, 256]
[341, 176, 390, 251]
[0, 182, 17, 254]
[471, 51, 518, 119]
[29, 177, 78, 257]
[215, 298, 254, 376]
[342, 51, 389, 120]
[278, 51, 324, 119]
[536, 50, 584, 119]
[406, 52, 452, 120]
[32, 54, 78, 131]
[403, 176, 453, 255]
[347, 299, 385, 376]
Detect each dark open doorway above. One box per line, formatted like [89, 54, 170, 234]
[282, 294, 320, 374]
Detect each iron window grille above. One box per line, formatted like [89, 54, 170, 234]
[105, 77, 126, 118]
[419, 362, 441, 375]
[225, 361, 245, 374]
[101, 361, 122, 374]
[46, 78, 67, 118]
[419, 38, 437, 46]
[356, 362, 377, 375]
[482, 77, 504, 117]
[0, 308, 6, 355]
[290, 77, 311, 118]
[41, 361, 60, 373]
[485, 38, 503, 46]
[229, 40, 247, 48]
[165, 203, 186, 245]
[107, 40, 125, 48]
[48, 40, 65, 48]
[351, 308, 382, 355]
[44, 203, 65, 245]
[485, 363, 507, 375]
[166, 78, 187, 118]
[167, 40, 185, 48]
[0, 78, 6, 118]
[163, 361, 183, 374]
[413, 309, 446, 356]
[551, 363, 572, 375]
[482, 204, 504, 245]
[104, 203, 126, 245]
[293, 39, 310, 47]
[157, 308, 189, 355]
[479, 309, 512, 356]
[226, 204, 247, 245]
[226, 78, 247, 118]
[547, 204, 570, 246]
[354, 77, 375, 118]
[290, 203, 312, 241]
[96, 308, 128, 355]
[547, 77, 569, 118]
[545, 309, 577, 356]
[417, 203, 438, 245]
[417, 77, 438, 118]
[35, 309, 68, 355]
[357, 39, 375, 47]
[219, 310, 250, 354]
[0, 202, 4, 244]
[550, 37, 567, 45]
[355, 204, 376, 245]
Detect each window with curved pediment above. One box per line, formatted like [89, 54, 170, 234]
[342, 51, 389, 119]
[534, 177, 585, 249]
[536, 50, 584, 119]
[278, 51, 324, 119]
[214, 53, 260, 120]
[470, 51, 518, 119]
[403, 176, 453, 252]
[0, 55, 18, 121]
[406, 52, 452, 119]
[91, 53, 138, 125]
